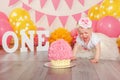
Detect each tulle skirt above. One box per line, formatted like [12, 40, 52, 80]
[75, 33, 120, 60]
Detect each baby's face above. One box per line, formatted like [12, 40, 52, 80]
[78, 27, 92, 42]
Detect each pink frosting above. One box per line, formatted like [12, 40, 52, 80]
[48, 39, 73, 60]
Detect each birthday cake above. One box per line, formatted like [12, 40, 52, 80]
[48, 39, 73, 67]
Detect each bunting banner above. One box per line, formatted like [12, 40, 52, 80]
[84, 10, 89, 15]
[35, 11, 44, 22]
[8, 0, 102, 27]
[59, 16, 68, 27]
[78, 0, 85, 6]
[72, 13, 81, 22]
[65, 0, 73, 9]
[8, 0, 86, 10]
[46, 15, 56, 26]
[40, 0, 47, 8]
[52, 0, 60, 10]
[9, 0, 19, 6]
[22, 3, 31, 11]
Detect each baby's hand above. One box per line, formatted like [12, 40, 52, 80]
[71, 56, 76, 60]
[90, 58, 99, 63]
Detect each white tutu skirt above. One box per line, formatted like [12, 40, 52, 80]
[76, 33, 120, 60]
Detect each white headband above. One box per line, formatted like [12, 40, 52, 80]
[78, 17, 92, 29]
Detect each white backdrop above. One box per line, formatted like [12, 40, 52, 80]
[0, 0, 102, 32]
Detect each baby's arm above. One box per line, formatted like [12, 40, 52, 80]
[72, 43, 79, 59]
[90, 42, 101, 63]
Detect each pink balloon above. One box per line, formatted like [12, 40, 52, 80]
[0, 12, 8, 21]
[0, 19, 13, 46]
[96, 16, 120, 37]
[92, 20, 98, 32]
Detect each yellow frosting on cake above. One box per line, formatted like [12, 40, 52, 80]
[51, 59, 70, 67]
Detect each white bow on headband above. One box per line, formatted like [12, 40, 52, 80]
[78, 17, 92, 29]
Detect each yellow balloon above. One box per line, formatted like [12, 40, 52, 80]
[99, 4, 108, 18]
[14, 20, 37, 38]
[115, 1, 120, 17]
[100, 0, 119, 18]
[9, 8, 31, 28]
[116, 10, 120, 17]
[9, 8, 37, 38]
[88, 5, 101, 20]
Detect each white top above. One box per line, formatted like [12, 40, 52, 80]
[76, 33, 100, 50]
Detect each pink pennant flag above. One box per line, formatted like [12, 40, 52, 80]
[40, 0, 47, 8]
[35, 11, 44, 22]
[52, 0, 60, 10]
[46, 15, 56, 26]
[97, 0, 103, 5]
[9, 0, 19, 6]
[72, 13, 81, 22]
[59, 16, 68, 26]
[22, 3, 31, 11]
[28, 0, 33, 4]
[78, 0, 85, 6]
[65, 0, 73, 9]
[84, 10, 88, 15]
